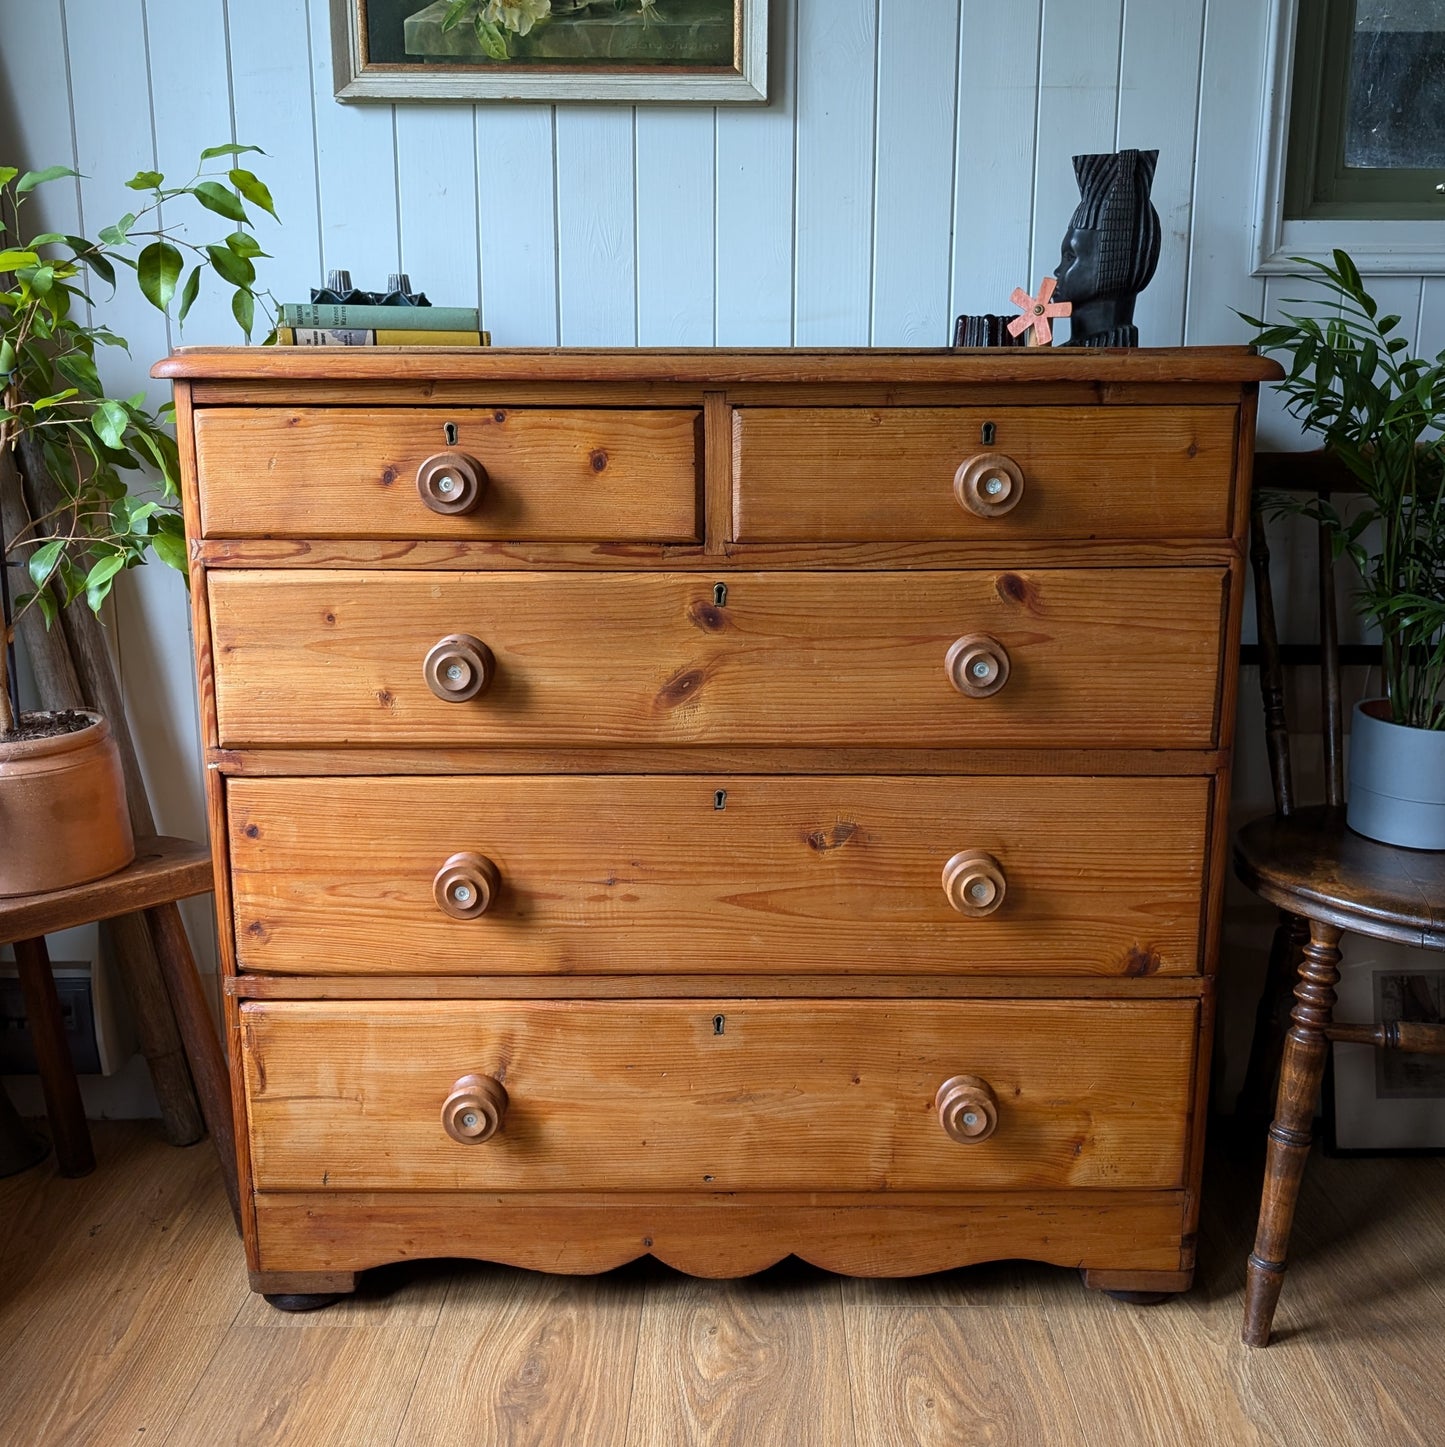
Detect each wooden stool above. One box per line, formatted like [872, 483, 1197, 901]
[0, 836, 238, 1227]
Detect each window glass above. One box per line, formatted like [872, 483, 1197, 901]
[1345, 1, 1445, 170]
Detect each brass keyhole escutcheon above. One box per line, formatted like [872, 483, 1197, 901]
[713, 1013, 726, 1035]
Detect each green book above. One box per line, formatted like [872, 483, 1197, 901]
[280, 302, 480, 330]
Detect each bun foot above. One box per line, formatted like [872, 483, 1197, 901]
[264, 1292, 342, 1313]
[1080, 1266, 1191, 1303]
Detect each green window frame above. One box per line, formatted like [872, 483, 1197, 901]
[1285, 0, 1445, 220]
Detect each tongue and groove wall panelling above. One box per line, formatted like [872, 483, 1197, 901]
[872, 0, 959, 346]
[1115, 0, 1206, 350]
[794, 0, 877, 343]
[474, 105, 560, 344]
[1181, 0, 1268, 356]
[396, 105, 482, 318]
[636, 107, 717, 346]
[715, 0, 796, 344]
[225, 0, 324, 305]
[950, 0, 1043, 329]
[66, 1, 218, 987]
[556, 106, 638, 345]
[1029, 0, 1125, 292]
[305, 0, 401, 288]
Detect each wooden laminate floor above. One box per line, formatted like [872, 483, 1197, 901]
[2, 1123, 1443, 1446]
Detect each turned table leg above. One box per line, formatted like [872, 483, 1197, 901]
[1242, 918, 1342, 1347]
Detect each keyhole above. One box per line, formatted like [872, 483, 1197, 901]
[714, 789, 727, 810]
[444, 421, 458, 446]
[713, 582, 728, 607]
[981, 421, 996, 446]
[713, 1014, 726, 1035]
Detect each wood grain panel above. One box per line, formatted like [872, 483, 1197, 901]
[207, 568, 1227, 749]
[627, 1268, 854, 1447]
[240, 999, 1197, 1193]
[250, 1189, 1190, 1277]
[194, 407, 700, 541]
[227, 775, 1209, 977]
[732, 406, 1236, 541]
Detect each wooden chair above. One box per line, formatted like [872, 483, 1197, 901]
[1235, 456, 1445, 1347]
[0, 837, 239, 1228]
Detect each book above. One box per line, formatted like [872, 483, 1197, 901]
[279, 301, 480, 330]
[278, 327, 491, 347]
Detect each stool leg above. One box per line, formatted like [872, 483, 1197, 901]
[13, 936, 95, 1177]
[1235, 911, 1309, 1128]
[144, 903, 241, 1231]
[1242, 918, 1342, 1347]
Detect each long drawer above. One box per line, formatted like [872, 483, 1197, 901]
[228, 774, 1210, 977]
[208, 568, 1227, 749]
[193, 407, 701, 541]
[732, 406, 1237, 541]
[241, 999, 1198, 1193]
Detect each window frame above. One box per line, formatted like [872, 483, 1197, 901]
[1253, 0, 1445, 274]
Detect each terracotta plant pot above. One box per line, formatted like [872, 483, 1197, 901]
[0, 711, 135, 897]
[1347, 699, 1445, 851]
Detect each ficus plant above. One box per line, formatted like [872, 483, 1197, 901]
[0, 143, 278, 736]
[1241, 250, 1445, 731]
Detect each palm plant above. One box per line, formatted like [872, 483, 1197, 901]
[1241, 250, 1445, 731]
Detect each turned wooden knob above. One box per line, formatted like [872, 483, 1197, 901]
[423, 634, 494, 702]
[416, 451, 487, 515]
[954, 453, 1024, 517]
[442, 1073, 508, 1144]
[945, 634, 1010, 697]
[942, 850, 1006, 916]
[935, 1075, 999, 1143]
[434, 852, 500, 919]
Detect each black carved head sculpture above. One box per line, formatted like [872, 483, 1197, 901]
[1053, 148, 1161, 348]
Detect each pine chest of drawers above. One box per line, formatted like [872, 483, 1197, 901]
[156, 346, 1274, 1305]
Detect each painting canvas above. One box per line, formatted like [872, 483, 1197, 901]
[332, 0, 768, 102]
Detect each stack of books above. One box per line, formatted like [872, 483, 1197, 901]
[276, 303, 490, 347]
[274, 275, 490, 346]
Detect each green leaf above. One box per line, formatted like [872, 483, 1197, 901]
[0, 248, 41, 269]
[84, 250, 116, 288]
[0, 166, 17, 186]
[35, 590, 58, 628]
[442, 0, 470, 30]
[199, 142, 264, 161]
[228, 168, 276, 219]
[205, 242, 254, 287]
[16, 165, 78, 193]
[91, 398, 129, 449]
[0, 339, 14, 376]
[177, 264, 201, 323]
[191, 179, 247, 223]
[21, 263, 55, 294]
[27, 539, 64, 589]
[84, 553, 126, 614]
[225, 229, 265, 259]
[151, 531, 188, 572]
[31, 388, 80, 410]
[137, 240, 183, 310]
[474, 15, 508, 58]
[55, 351, 103, 396]
[232, 286, 255, 340]
[98, 213, 137, 247]
[125, 169, 164, 190]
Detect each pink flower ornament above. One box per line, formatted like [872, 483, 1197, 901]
[1007, 277, 1072, 346]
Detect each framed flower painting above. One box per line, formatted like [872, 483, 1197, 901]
[331, 0, 768, 102]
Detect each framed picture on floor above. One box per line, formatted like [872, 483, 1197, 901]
[1328, 938, 1445, 1154]
[331, 0, 769, 103]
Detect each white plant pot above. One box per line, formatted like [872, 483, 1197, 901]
[1347, 700, 1445, 850]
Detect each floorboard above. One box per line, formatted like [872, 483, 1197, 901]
[2, 1122, 1444, 1446]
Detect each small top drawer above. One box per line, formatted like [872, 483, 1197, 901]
[732, 406, 1237, 542]
[193, 406, 701, 541]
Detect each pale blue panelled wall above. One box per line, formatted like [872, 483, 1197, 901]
[2, 0, 1442, 1109]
